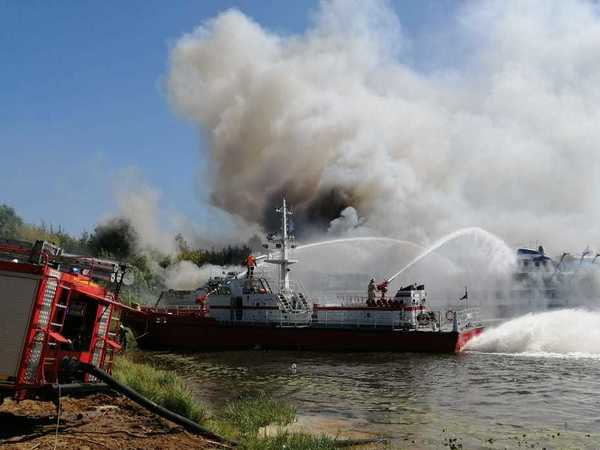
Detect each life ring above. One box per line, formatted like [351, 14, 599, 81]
[417, 312, 429, 324]
[446, 311, 455, 321]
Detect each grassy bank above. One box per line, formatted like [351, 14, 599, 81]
[112, 355, 206, 423]
[112, 354, 339, 449]
[221, 391, 296, 435]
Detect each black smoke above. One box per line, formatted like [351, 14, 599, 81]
[89, 217, 138, 260]
[262, 186, 355, 236]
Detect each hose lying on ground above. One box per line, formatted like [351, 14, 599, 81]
[63, 360, 236, 447]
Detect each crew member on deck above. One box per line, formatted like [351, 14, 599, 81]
[377, 281, 389, 306]
[367, 278, 376, 306]
[245, 254, 257, 278]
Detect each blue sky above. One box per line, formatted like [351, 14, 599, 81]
[0, 0, 457, 235]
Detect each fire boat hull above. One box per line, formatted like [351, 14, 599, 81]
[124, 311, 483, 353]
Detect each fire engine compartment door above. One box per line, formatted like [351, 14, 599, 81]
[0, 270, 40, 381]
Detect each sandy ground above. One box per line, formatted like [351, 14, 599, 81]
[0, 393, 224, 449]
[262, 414, 377, 441]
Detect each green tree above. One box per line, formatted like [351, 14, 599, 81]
[0, 204, 24, 238]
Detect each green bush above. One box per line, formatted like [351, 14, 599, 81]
[112, 355, 205, 423]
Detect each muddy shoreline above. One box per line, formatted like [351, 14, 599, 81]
[0, 393, 222, 449]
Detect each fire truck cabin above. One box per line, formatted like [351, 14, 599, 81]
[0, 239, 129, 399]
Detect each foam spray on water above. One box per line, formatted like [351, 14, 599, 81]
[466, 309, 600, 357]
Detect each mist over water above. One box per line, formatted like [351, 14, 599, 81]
[286, 226, 526, 311]
[386, 227, 515, 282]
[290, 236, 456, 300]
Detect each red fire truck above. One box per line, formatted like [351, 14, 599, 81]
[0, 238, 131, 400]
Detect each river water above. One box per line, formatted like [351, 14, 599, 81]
[141, 310, 600, 449]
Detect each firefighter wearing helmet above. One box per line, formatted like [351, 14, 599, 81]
[245, 254, 257, 278]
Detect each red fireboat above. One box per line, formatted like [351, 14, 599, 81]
[124, 199, 484, 353]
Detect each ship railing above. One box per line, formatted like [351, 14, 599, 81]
[279, 310, 312, 327]
[255, 264, 275, 279]
[277, 279, 313, 310]
[311, 310, 446, 331]
[336, 295, 369, 307]
[451, 307, 483, 331]
[227, 311, 312, 327]
[144, 304, 205, 316]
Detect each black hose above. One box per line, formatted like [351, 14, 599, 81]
[50, 382, 113, 396]
[74, 361, 236, 447]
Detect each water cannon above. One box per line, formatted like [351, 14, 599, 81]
[550, 252, 570, 279]
[376, 280, 389, 291]
[195, 293, 209, 304]
[579, 246, 592, 265]
[376, 280, 389, 301]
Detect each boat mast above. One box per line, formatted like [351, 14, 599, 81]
[265, 198, 297, 292]
[281, 199, 289, 266]
[278, 198, 291, 290]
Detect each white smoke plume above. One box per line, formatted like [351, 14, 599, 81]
[167, 0, 600, 251]
[162, 260, 242, 291]
[108, 169, 263, 255]
[113, 185, 248, 291]
[114, 182, 177, 255]
[327, 206, 364, 236]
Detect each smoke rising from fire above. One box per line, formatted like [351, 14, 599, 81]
[167, 0, 600, 248]
[95, 178, 177, 257]
[114, 184, 177, 255]
[163, 261, 242, 291]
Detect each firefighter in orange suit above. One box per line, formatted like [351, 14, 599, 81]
[245, 254, 257, 278]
